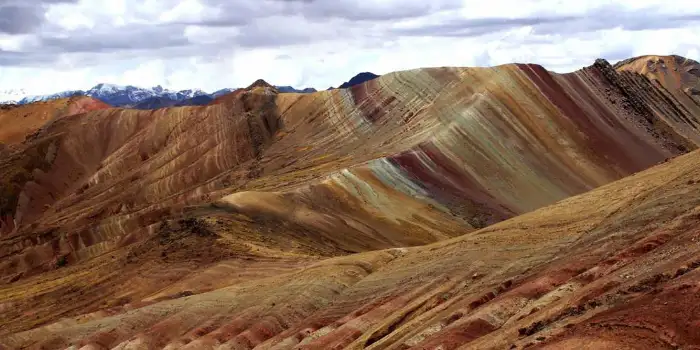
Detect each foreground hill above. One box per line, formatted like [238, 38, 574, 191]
[3, 114, 700, 349]
[0, 57, 700, 348]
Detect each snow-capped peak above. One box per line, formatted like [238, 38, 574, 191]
[0, 89, 29, 104]
[177, 88, 206, 98]
[90, 83, 127, 94]
[1, 83, 313, 107]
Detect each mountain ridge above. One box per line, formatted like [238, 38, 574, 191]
[337, 71, 380, 89]
[1, 83, 320, 109]
[0, 55, 700, 348]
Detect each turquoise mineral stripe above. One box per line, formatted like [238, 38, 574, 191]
[367, 158, 450, 213]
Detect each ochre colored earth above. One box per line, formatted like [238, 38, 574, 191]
[1, 57, 700, 349]
[0, 96, 110, 145]
[615, 55, 700, 131]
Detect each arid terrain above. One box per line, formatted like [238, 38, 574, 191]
[1, 55, 700, 349]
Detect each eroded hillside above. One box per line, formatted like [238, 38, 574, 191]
[1, 57, 700, 349]
[0, 96, 110, 145]
[615, 55, 700, 134]
[6, 143, 700, 350]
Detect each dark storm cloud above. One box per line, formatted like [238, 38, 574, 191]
[0, 0, 77, 34]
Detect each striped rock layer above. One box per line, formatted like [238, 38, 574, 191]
[615, 55, 700, 141]
[0, 57, 700, 349]
[0, 96, 110, 145]
[615, 55, 700, 103]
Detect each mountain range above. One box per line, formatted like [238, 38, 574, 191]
[0, 83, 324, 109]
[2, 55, 700, 349]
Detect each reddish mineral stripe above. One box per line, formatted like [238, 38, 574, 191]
[518, 63, 664, 174]
[387, 143, 515, 220]
[560, 68, 669, 164]
[350, 79, 396, 123]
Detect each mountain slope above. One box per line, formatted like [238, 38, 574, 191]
[130, 94, 215, 109]
[4, 118, 700, 350]
[2, 58, 699, 278]
[0, 96, 110, 145]
[615, 55, 700, 139]
[0, 57, 700, 347]
[615, 55, 700, 98]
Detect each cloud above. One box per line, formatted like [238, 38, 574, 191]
[530, 6, 700, 35]
[39, 24, 191, 53]
[392, 16, 579, 38]
[0, 0, 78, 34]
[0, 0, 699, 96]
[280, 0, 463, 21]
[195, 0, 462, 23]
[391, 4, 700, 38]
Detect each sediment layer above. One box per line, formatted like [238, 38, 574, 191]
[1, 58, 700, 349]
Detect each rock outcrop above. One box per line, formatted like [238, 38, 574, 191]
[616, 55, 700, 129]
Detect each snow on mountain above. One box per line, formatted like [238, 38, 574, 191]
[211, 88, 236, 98]
[176, 88, 207, 99]
[84, 84, 156, 106]
[83, 84, 212, 106]
[1, 83, 317, 108]
[18, 90, 84, 104]
[90, 83, 125, 95]
[0, 89, 29, 104]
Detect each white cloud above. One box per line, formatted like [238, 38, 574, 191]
[0, 0, 699, 96]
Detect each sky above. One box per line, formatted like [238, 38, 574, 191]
[0, 0, 699, 95]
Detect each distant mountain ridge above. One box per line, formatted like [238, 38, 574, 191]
[5, 84, 210, 107]
[276, 86, 317, 93]
[1, 75, 382, 108]
[0, 89, 30, 104]
[337, 72, 380, 89]
[1, 84, 317, 109]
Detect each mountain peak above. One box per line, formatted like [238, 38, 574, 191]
[0, 88, 29, 104]
[613, 54, 699, 70]
[337, 72, 380, 89]
[614, 54, 700, 100]
[246, 79, 275, 90]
